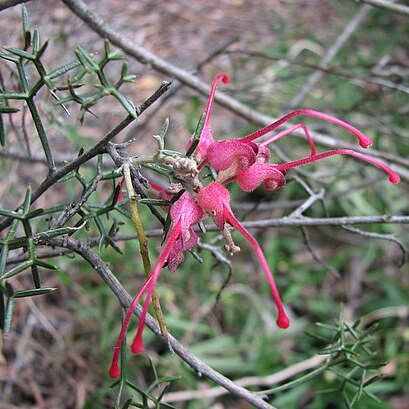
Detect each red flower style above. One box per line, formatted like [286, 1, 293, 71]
[197, 182, 290, 329]
[109, 192, 203, 378]
[186, 73, 231, 162]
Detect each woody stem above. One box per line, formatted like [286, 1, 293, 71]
[123, 164, 169, 342]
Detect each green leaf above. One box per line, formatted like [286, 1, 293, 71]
[0, 106, 20, 114]
[32, 29, 40, 55]
[0, 114, 4, 146]
[104, 39, 122, 60]
[36, 40, 49, 59]
[0, 290, 4, 330]
[48, 60, 82, 79]
[13, 287, 57, 298]
[4, 47, 35, 61]
[0, 244, 10, 277]
[186, 112, 205, 157]
[0, 209, 23, 219]
[1, 260, 32, 279]
[110, 89, 137, 118]
[22, 186, 32, 213]
[0, 49, 18, 63]
[25, 208, 45, 219]
[34, 259, 57, 270]
[120, 61, 128, 78]
[34, 224, 85, 241]
[0, 91, 29, 100]
[22, 5, 30, 33]
[3, 295, 14, 336]
[139, 198, 170, 206]
[122, 75, 136, 83]
[75, 45, 99, 72]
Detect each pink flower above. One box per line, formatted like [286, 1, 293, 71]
[197, 182, 290, 329]
[186, 73, 230, 161]
[202, 108, 373, 174]
[109, 192, 203, 378]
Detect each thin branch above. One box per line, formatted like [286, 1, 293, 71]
[0, 0, 34, 11]
[288, 189, 325, 218]
[228, 49, 409, 96]
[237, 215, 409, 229]
[160, 354, 327, 404]
[48, 236, 276, 409]
[341, 225, 407, 267]
[0, 148, 85, 165]
[289, 4, 372, 106]
[300, 226, 340, 277]
[60, 0, 406, 170]
[359, 0, 409, 15]
[49, 170, 102, 230]
[7, 215, 409, 265]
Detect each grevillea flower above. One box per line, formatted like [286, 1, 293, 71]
[191, 74, 400, 191]
[197, 182, 290, 329]
[186, 73, 230, 161]
[109, 192, 203, 378]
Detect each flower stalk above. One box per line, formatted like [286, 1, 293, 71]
[122, 165, 168, 341]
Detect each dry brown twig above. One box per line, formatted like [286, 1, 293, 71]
[358, 0, 409, 16]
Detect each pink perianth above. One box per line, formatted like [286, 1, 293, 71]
[260, 124, 317, 156]
[240, 109, 373, 149]
[275, 149, 400, 184]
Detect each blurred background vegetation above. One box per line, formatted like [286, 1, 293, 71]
[0, 1, 408, 408]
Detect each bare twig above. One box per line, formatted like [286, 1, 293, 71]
[228, 49, 409, 96]
[0, 0, 34, 11]
[341, 225, 407, 267]
[290, 4, 372, 106]
[6, 215, 409, 265]
[288, 189, 325, 218]
[300, 226, 340, 277]
[236, 215, 409, 229]
[48, 236, 276, 409]
[359, 0, 409, 16]
[49, 172, 102, 230]
[160, 354, 327, 404]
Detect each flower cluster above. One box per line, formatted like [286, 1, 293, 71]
[109, 74, 400, 378]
